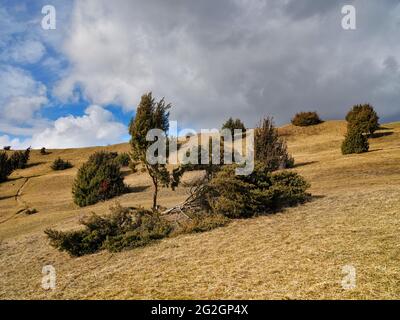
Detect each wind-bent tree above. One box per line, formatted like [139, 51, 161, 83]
[129, 92, 180, 210]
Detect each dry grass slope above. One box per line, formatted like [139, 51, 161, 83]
[1, 120, 400, 299]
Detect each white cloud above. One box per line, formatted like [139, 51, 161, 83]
[30, 105, 127, 149]
[1, 39, 46, 64]
[54, 0, 400, 128]
[0, 134, 30, 150]
[0, 65, 48, 128]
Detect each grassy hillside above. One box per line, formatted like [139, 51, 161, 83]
[1, 120, 400, 299]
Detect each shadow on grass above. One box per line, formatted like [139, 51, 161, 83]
[0, 194, 15, 201]
[25, 161, 46, 168]
[126, 185, 150, 193]
[371, 131, 394, 138]
[293, 161, 318, 168]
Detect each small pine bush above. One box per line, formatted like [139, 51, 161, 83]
[291, 111, 322, 127]
[40, 147, 47, 155]
[341, 127, 369, 155]
[51, 158, 73, 170]
[255, 117, 294, 170]
[345, 104, 379, 136]
[115, 152, 131, 167]
[3, 146, 11, 151]
[205, 163, 310, 218]
[72, 151, 126, 207]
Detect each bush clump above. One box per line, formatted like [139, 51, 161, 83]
[341, 127, 369, 155]
[204, 163, 310, 218]
[115, 152, 131, 167]
[51, 158, 73, 170]
[9, 148, 30, 169]
[0, 148, 31, 182]
[72, 151, 126, 207]
[255, 117, 294, 170]
[3, 146, 11, 151]
[291, 111, 322, 127]
[345, 104, 379, 136]
[45, 205, 172, 256]
[0, 152, 13, 182]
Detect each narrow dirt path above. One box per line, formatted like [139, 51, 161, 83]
[0, 177, 31, 225]
[15, 177, 29, 210]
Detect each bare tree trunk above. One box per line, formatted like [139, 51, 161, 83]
[152, 177, 158, 210]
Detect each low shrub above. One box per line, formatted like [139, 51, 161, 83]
[51, 158, 73, 170]
[3, 146, 11, 151]
[342, 127, 369, 155]
[291, 112, 322, 127]
[115, 152, 131, 167]
[45, 205, 172, 256]
[40, 147, 48, 155]
[204, 163, 310, 218]
[72, 151, 126, 207]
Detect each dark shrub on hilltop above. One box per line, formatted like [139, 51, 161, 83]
[72, 151, 126, 207]
[204, 163, 310, 219]
[291, 112, 322, 127]
[346, 104, 379, 136]
[51, 158, 73, 171]
[255, 117, 294, 170]
[3, 146, 11, 151]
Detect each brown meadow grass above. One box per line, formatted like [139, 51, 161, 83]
[1, 120, 400, 299]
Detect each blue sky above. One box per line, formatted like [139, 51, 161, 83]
[1, 0, 400, 149]
[0, 0, 131, 149]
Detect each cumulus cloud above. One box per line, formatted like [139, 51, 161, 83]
[1, 39, 46, 64]
[30, 105, 127, 149]
[0, 65, 48, 130]
[54, 0, 400, 129]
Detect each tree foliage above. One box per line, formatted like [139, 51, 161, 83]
[341, 127, 369, 155]
[204, 163, 310, 218]
[254, 117, 294, 170]
[129, 92, 182, 209]
[0, 148, 30, 182]
[72, 151, 126, 207]
[221, 117, 246, 137]
[345, 104, 379, 136]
